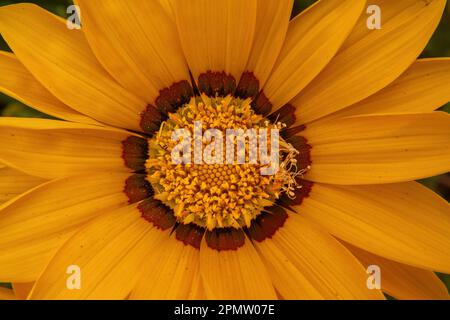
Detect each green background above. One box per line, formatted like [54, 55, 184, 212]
[0, 0, 449, 296]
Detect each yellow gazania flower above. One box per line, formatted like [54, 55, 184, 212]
[0, 0, 449, 300]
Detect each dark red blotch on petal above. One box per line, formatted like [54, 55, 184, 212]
[140, 80, 194, 135]
[247, 206, 288, 242]
[139, 198, 176, 230]
[205, 228, 246, 251]
[175, 223, 205, 249]
[278, 179, 314, 208]
[155, 80, 194, 115]
[122, 136, 148, 172]
[268, 104, 297, 128]
[252, 92, 273, 116]
[282, 124, 306, 138]
[198, 71, 237, 97]
[140, 105, 163, 135]
[124, 174, 153, 204]
[286, 132, 312, 171]
[235, 72, 260, 100]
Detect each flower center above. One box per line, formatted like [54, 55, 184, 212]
[146, 95, 303, 230]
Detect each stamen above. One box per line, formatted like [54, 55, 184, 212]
[277, 140, 310, 199]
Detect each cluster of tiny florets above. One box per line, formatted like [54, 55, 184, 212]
[147, 95, 302, 230]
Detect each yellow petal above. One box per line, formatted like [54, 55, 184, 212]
[0, 118, 139, 179]
[264, 0, 365, 112]
[303, 112, 450, 184]
[254, 238, 323, 299]
[159, 0, 175, 19]
[291, 0, 446, 125]
[76, 0, 190, 103]
[30, 204, 153, 300]
[0, 173, 130, 282]
[299, 182, 450, 273]
[345, 243, 449, 300]
[324, 58, 450, 120]
[252, 212, 384, 299]
[243, 0, 293, 88]
[0, 4, 146, 130]
[200, 231, 277, 299]
[188, 272, 207, 300]
[174, 0, 257, 83]
[0, 51, 97, 124]
[339, 0, 428, 50]
[0, 166, 45, 204]
[0, 287, 16, 300]
[130, 232, 200, 300]
[12, 282, 34, 300]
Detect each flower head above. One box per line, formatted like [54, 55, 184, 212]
[0, 0, 449, 300]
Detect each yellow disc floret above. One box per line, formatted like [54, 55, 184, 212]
[146, 95, 304, 230]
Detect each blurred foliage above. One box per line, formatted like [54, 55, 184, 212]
[0, 0, 449, 296]
[0, 282, 11, 289]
